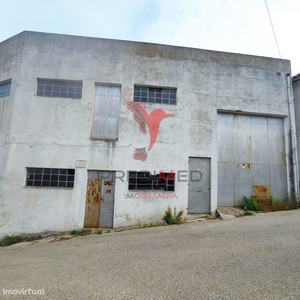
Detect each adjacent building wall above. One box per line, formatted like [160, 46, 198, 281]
[293, 75, 300, 183]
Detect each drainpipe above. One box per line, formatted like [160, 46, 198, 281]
[286, 73, 299, 197]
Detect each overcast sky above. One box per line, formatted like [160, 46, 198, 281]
[1, 0, 300, 74]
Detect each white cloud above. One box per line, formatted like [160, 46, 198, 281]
[141, 0, 300, 73]
[1, 0, 300, 73]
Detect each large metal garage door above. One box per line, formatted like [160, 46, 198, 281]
[217, 113, 287, 206]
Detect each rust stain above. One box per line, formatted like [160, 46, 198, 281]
[247, 136, 251, 151]
[240, 163, 251, 169]
[253, 185, 271, 211]
[125, 213, 132, 222]
[84, 178, 102, 228]
[86, 179, 101, 203]
[104, 180, 113, 186]
[253, 185, 269, 200]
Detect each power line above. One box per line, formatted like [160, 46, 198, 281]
[264, 0, 281, 58]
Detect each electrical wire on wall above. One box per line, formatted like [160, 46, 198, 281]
[264, 0, 282, 58]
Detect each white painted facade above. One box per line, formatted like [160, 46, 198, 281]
[0, 31, 296, 237]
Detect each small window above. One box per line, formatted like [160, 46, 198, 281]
[128, 171, 175, 191]
[134, 86, 176, 105]
[36, 79, 82, 99]
[0, 80, 11, 98]
[26, 168, 75, 188]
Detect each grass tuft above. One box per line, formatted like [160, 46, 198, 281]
[244, 210, 256, 216]
[163, 206, 184, 225]
[242, 196, 258, 211]
[70, 230, 78, 236]
[0, 235, 23, 247]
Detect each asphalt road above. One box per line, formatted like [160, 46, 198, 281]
[1, 210, 300, 300]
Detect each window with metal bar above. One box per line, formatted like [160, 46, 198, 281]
[26, 168, 75, 188]
[128, 171, 175, 191]
[36, 79, 82, 99]
[133, 86, 176, 105]
[0, 80, 11, 98]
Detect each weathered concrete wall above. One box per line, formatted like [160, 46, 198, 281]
[0, 33, 24, 143]
[0, 34, 25, 229]
[0, 31, 293, 237]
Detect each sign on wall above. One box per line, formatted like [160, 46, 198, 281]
[126, 101, 176, 161]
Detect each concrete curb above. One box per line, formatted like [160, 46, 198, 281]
[216, 208, 236, 220]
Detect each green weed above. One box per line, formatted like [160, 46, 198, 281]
[270, 196, 289, 211]
[244, 210, 256, 216]
[242, 194, 298, 213]
[70, 230, 78, 236]
[137, 220, 142, 229]
[242, 196, 258, 211]
[0, 235, 23, 247]
[79, 231, 91, 236]
[163, 206, 184, 225]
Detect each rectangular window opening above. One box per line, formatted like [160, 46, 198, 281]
[0, 80, 11, 98]
[134, 86, 176, 105]
[25, 168, 75, 188]
[36, 79, 82, 99]
[128, 171, 175, 191]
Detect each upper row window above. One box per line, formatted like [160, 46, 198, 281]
[35, 80, 177, 105]
[0, 80, 11, 99]
[37, 79, 82, 99]
[134, 86, 176, 105]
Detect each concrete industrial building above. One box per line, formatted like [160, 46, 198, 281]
[0, 31, 297, 237]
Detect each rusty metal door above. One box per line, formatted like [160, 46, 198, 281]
[188, 157, 211, 213]
[84, 171, 115, 228]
